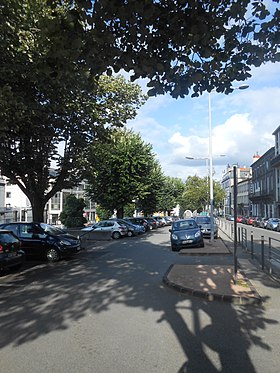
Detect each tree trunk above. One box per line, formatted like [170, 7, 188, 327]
[116, 207, 124, 218]
[31, 197, 47, 222]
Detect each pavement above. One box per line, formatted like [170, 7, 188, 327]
[162, 229, 280, 305]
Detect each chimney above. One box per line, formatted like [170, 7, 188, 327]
[253, 152, 261, 163]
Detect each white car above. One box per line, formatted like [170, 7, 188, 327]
[81, 220, 128, 239]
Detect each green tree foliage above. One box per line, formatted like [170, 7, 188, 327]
[138, 162, 165, 216]
[59, 194, 87, 228]
[0, 1, 146, 221]
[86, 0, 280, 97]
[156, 176, 185, 215]
[179, 175, 225, 213]
[95, 205, 112, 221]
[84, 128, 164, 218]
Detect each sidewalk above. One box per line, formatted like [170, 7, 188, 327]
[162, 231, 277, 305]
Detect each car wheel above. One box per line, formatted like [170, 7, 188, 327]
[127, 230, 134, 237]
[171, 244, 179, 252]
[46, 248, 60, 262]
[112, 231, 121, 239]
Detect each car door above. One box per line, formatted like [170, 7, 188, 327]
[18, 223, 47, 258]
[103, 221, 115, 233]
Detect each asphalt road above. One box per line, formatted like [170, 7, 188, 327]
[1, 227, 279, 373]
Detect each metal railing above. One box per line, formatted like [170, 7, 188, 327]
[219, 219, 280, 278]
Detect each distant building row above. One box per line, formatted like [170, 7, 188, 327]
[221, 125, 280, 218]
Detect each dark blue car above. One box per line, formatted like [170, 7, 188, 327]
[169, 218, 204, 252]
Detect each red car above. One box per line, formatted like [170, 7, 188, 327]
[236, 216, 243, 223]
[246, 217, 255, 225]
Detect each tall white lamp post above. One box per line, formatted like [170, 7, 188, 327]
[208, 84, 249, 241]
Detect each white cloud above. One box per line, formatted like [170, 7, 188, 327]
[124, 62, 280, 181]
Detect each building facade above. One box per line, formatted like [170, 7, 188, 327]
[221, 165, 252, 216]
[250, 147, 275, 218]
[0, 174, 96, 225]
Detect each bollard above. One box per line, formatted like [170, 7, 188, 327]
[261, 235, 265, 270]
[268, 237, 272, 261]
[238, 226, 240, 243]
[251, 231, 254, 259]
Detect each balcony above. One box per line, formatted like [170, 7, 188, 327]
[249, 190, 274, 201]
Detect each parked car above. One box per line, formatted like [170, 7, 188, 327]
[169, 218, 204, 252]
[124, 217, 150, 232]
[236, 216, 244, 223]
[82, 219, 128, 239]
[226, 215, 234, 221]
[153, 216, 167, 227]
[0, 229, 25, 273]
[110, 218, 145, 236]
[259, 217, 269, 229]
[144, 217, 158, 230]
[194, 216, 219, 238]
[0, 222, 81, 262]
[266, 218, 280, 231]
[163, 216, 174, 226]
[252, 217, 262, 227]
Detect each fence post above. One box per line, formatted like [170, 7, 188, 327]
[261, 235, 265, 270]
[250, 231, 254, 259]
[238, 226, 240, 244]
[269, 237, 272, 261]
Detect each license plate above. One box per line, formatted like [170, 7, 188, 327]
[182, 240, 193, 244]
[8, 252, 17, 257]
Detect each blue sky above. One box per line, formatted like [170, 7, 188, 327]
[125, 61, 280, 182]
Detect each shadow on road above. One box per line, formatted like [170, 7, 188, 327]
[0, 228, 278, 372]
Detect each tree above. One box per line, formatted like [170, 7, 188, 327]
[156, 176, 185, 215]
[86, 0, 280, 97]
[0, 1, 146, 221]
[138, 162, 165, 216]
[60, 194, 87, 228]
[84, 128, 164, 218]
[179, 175, 225, 213]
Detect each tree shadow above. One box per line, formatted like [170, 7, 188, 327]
[0, 230, 277, 372]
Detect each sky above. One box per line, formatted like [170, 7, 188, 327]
[124, 61, 280, 182]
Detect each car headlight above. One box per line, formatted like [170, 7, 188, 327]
[171, 233, 178, 240]
[195, 231, 201, 238]
[59, 239, 72, 246]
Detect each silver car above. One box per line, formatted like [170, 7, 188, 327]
[266, 218, 280, 231]
[194, 216, 219, 238]
[81, 220, 128, 239]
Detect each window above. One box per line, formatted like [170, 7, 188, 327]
[6, 192, 11, 198]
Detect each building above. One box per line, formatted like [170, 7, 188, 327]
[270, 125, 280, 217]
[0, 173, 96, 225]
[221, 164, 252, 216]
[47, 181, 96, 226]
[250, 147, 275, 218]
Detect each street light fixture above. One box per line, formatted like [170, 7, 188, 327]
[208, 83, 249, 241]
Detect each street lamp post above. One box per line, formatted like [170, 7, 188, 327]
[208, 83, 249, 241]
[208, 92, 214, 241]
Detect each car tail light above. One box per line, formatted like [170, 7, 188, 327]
[0, 245, 3, 253]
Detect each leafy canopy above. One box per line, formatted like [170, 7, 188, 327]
[0, 0, 146, 221]
[84, 128, 164, 218]
[84, 0, 280, 97]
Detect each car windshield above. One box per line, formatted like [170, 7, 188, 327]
[195, 217, 210, 224]
[173, 220, 198, 230]
[39, 223, 66, 236]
